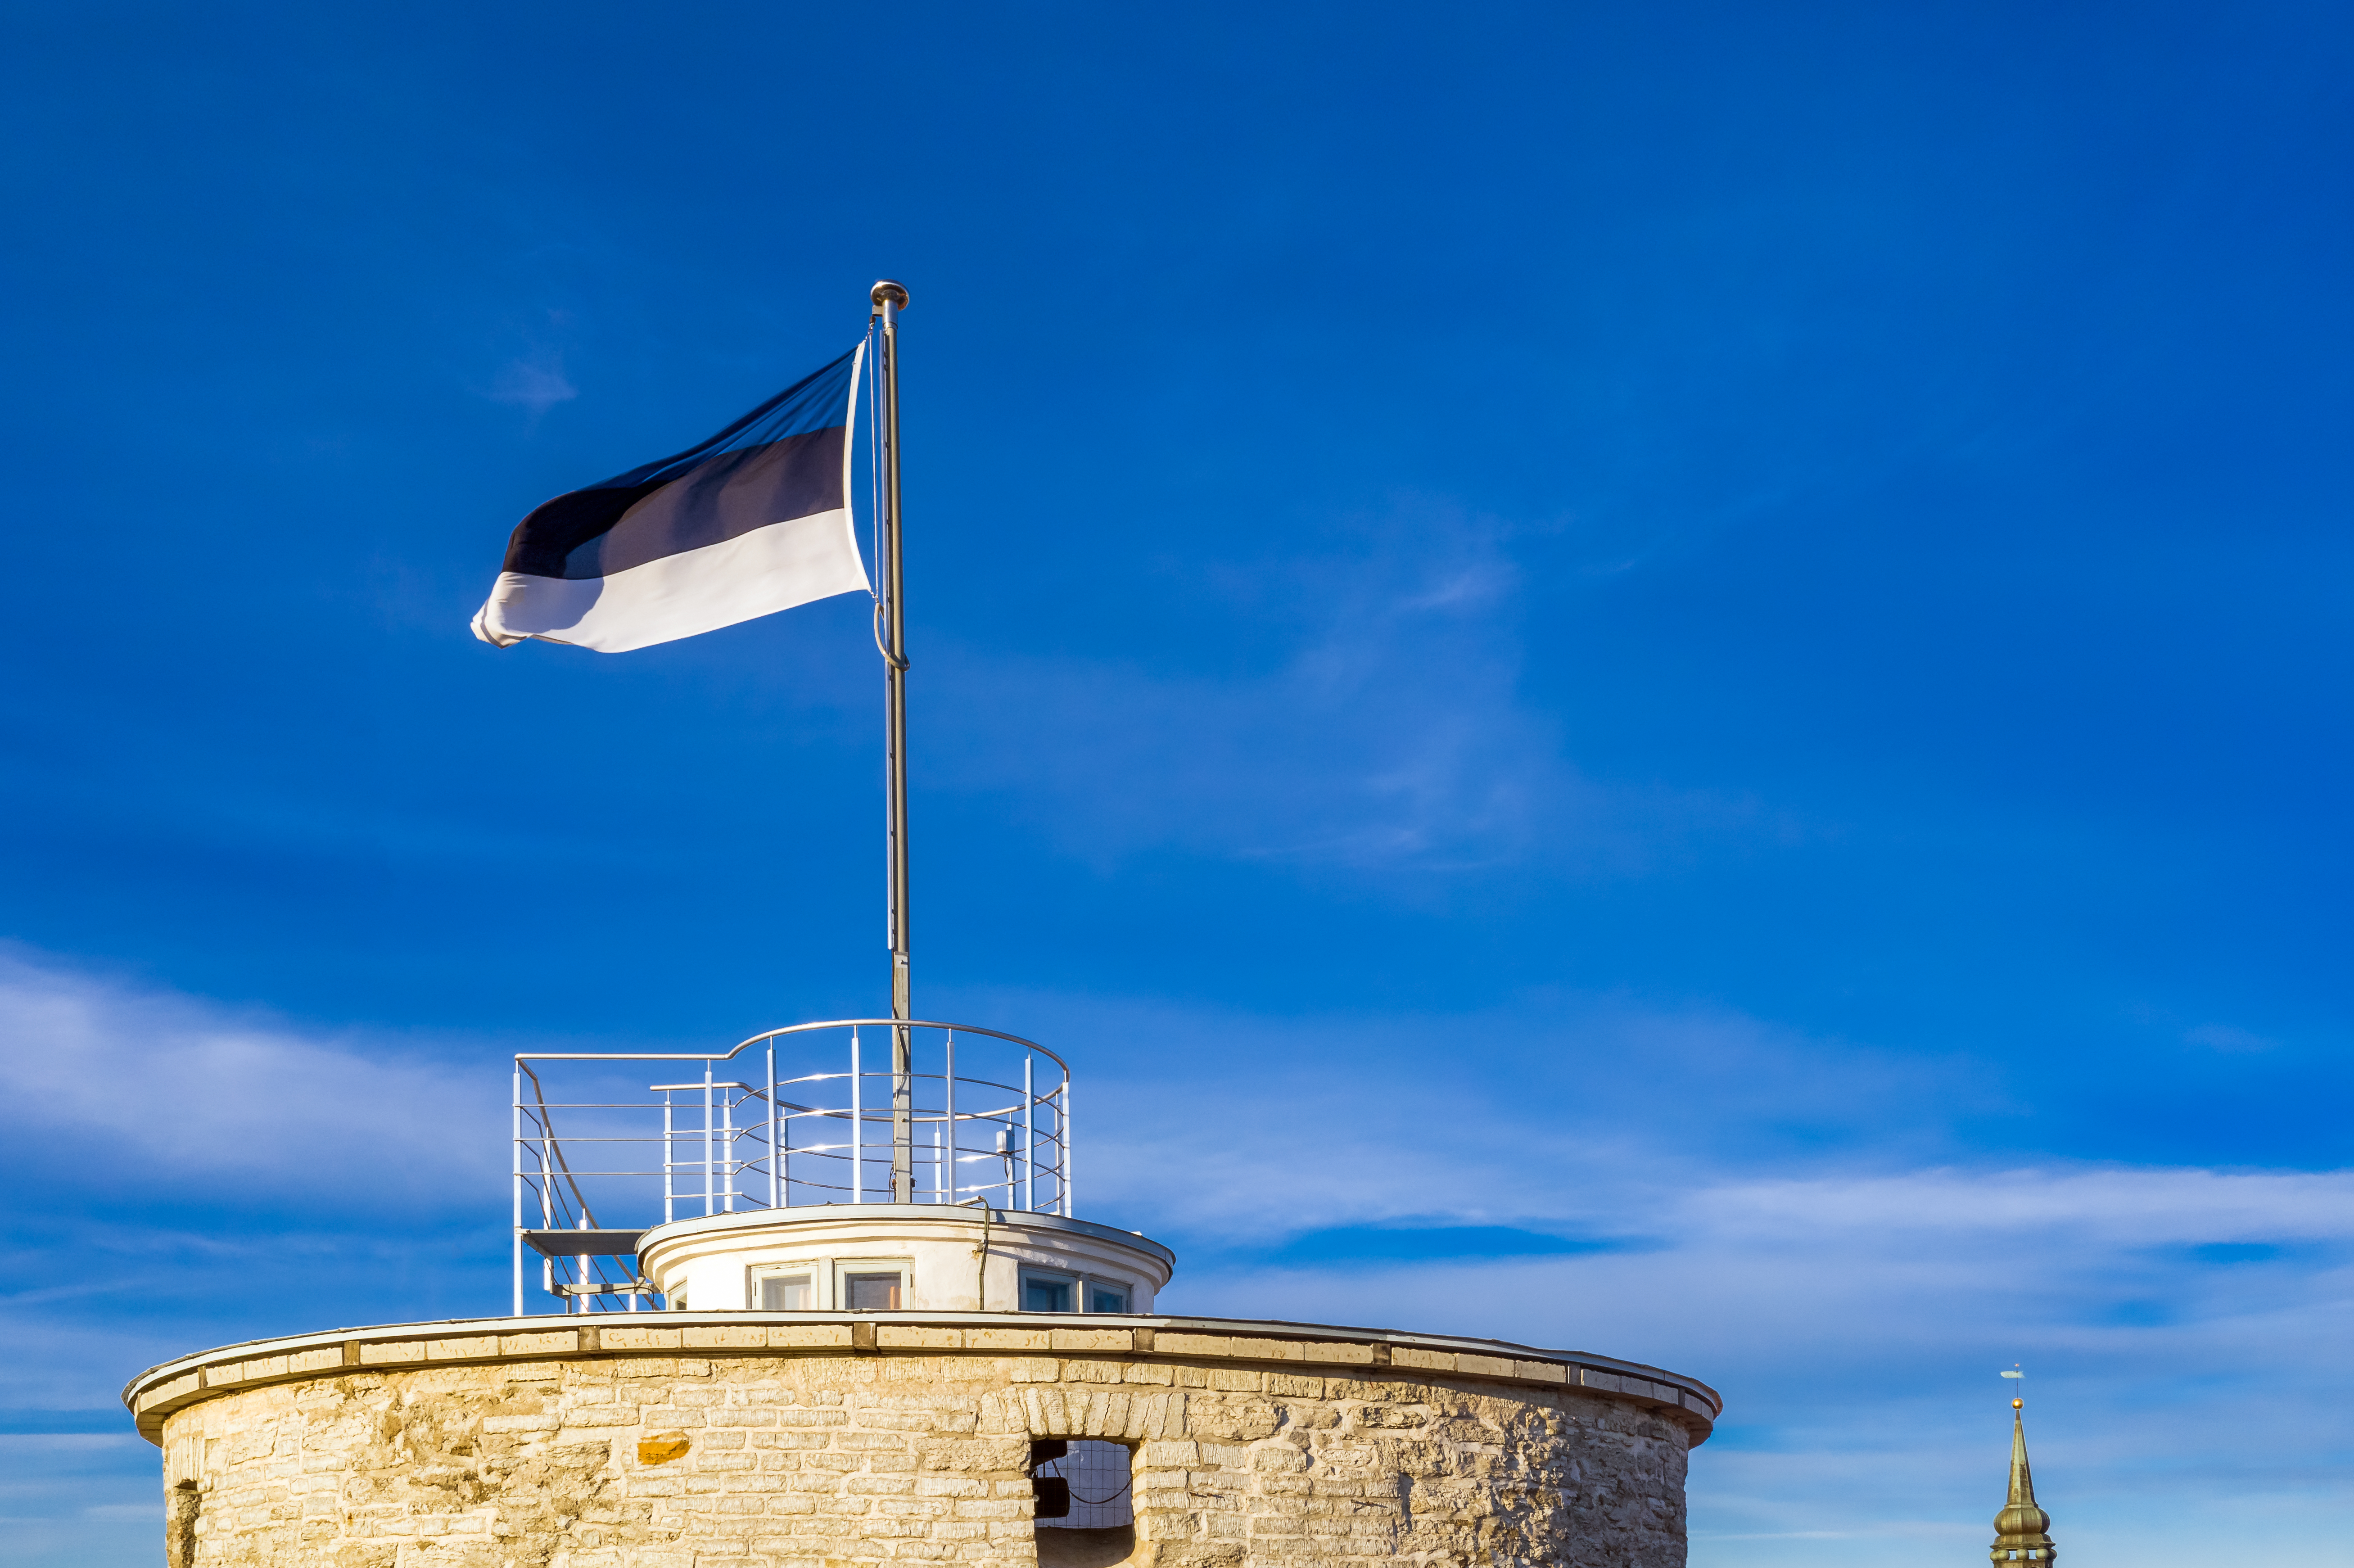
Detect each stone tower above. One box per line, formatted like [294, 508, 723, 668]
[123, 1019, 1722, 1566]
[1989, 1399, 2057, 1566]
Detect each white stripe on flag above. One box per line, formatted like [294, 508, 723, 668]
[470, 507, 870, 652]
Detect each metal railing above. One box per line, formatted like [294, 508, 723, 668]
[511, 1019, 1071, 1315]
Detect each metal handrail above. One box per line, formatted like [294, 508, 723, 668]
[510, 1019, 1072, 1317]
[515, 1017, 1069, 1073]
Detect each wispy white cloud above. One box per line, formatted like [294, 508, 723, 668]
[928, 501, 1762, 878]
[1150, 1159, 2354, 1565]
[0, 946, 495, 1203]
[987, 985, 2354, 1568]
[1687, 1165, 2354, 1246]
[2184, 1021, 2274, 1053]
[995, 983, 1984, 1243]
[480, 350, 578, 414]
[5, 954, 2346, 1566]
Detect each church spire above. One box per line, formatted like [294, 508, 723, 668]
[1988, 1399, 2056, 1565]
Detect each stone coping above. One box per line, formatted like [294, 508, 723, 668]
[120, 1310, 1720, 1446]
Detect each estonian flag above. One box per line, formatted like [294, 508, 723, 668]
[472, 345, 868, 652]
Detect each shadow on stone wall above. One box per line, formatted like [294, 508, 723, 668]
[1037, 1523, 1136, 1568]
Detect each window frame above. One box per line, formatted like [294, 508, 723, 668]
[833, 1257, 913, 1312]
[1019, 1268, 1078, 1313]
[746, 1256, 831, 1310]
[750, 1267, 817, 1311]
[1021, 1270, 1137, 1313]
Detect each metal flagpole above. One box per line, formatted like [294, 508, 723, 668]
[872, 278, 917, 1204]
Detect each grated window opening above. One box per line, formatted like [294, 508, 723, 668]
[1035, 1439, 1132, 1530]
[844, 1271, 901, 1310]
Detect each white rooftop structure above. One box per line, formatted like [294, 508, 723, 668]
[514, 1017, 1172, 1318]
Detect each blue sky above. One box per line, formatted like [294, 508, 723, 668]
[4, 1, 2352, 1562]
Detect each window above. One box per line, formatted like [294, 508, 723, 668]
[757, 1272, 813, 1310]
[1085, 1283, 1129, 1313]
[844, 1271, 902, 1310]
[831, 1259, 911, 1310]
[1022, 1271, 1075, 1312]
[1031, 1438, 1134, 1531]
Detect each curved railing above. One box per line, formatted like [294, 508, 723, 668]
[511, 1020, 1070, 1315]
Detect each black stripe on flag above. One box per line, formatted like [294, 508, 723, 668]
[500, 347, 860, 582]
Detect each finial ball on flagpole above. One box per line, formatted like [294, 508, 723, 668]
[872, 279, 910, 310]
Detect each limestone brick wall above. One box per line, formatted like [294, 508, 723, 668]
[140, 1319, 1709, 1568]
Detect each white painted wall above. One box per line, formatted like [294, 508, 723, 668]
[635, 1205, 1175, 1315]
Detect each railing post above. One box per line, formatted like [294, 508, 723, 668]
[704, 1063, 715, 1218]
[768, 1044, 780, 1209]
[663, 1093, 675, 1225]
[723, 1089, 737, 1213]
[943, 1030, 956, 1201]
[537, 1134, 555, 1300]
[511, 1066, 524, 1317]
[1023, 1054, 1035, 1213]
[1062, 1076, 1073, 1217]
[852, 1028, 864, 1203]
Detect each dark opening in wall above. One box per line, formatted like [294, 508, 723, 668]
[166, 1482, 200, 1568]
[1030, 1439, 1134, 1568]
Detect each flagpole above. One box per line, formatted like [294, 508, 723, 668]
[872, 278, 916, 1204]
